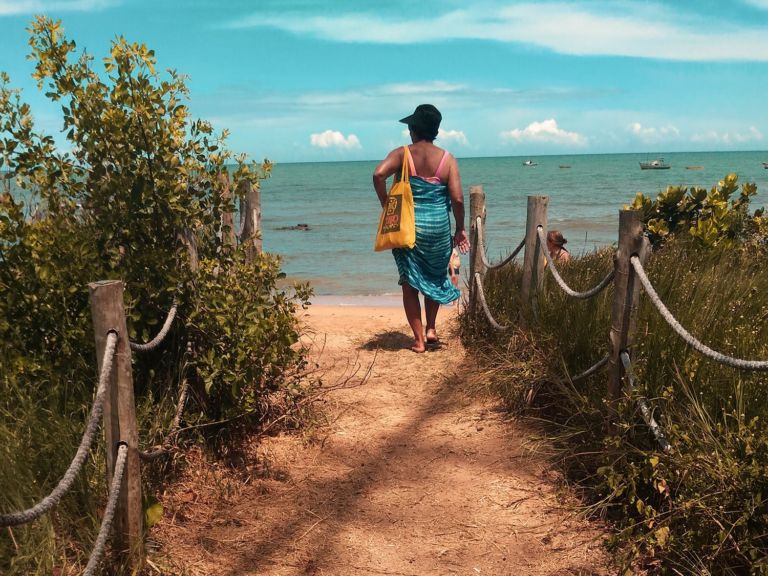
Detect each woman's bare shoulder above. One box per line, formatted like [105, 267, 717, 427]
[389, 145, 406, 158]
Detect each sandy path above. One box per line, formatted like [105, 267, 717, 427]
[154, 304, 611, 575]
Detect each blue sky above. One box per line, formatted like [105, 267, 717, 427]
[1, 0, 768, 163]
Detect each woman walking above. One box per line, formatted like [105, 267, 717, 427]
[373, 104, 469, 352]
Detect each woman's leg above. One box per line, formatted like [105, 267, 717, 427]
[402, 282, 425, 352]
[425, 297, 440, 342]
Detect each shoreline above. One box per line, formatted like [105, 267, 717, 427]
[308, 290, 466, 308]
[309, 293, 402, 307]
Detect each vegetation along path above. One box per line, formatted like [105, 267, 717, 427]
[153, 304, 611, 575]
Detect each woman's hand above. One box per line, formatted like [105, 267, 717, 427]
[453, 228, 470, 254]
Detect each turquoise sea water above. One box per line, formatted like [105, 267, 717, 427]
[6, 151, 767, 298]
[261, 151, 768, 296]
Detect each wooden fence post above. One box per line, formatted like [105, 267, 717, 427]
[178, 228, 199, 272]
[239, 196, 246, 237]
[219, 172, 236, 249]
[469, 185, 486, 311]
[238, 178, 262, 260]
[89, 280, 143, 569]
[521, 195, 548, 319]
[608, 210, 650, 401]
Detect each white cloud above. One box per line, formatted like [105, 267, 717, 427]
[224, 2, 768, 62]
[690, 126, 764, 145]
[0, 0, 115, 15]
[400, 128, 468, 145]
[500, 119, 586, 146]
[438, 129, 468, 145]
[744, 0, 768, 9]
[309, 129, 361, 149]
[381, 81, 464, 96]
[628, 122, 680, 142]
[201, 81, 606, 137]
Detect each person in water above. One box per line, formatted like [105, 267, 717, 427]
[373, 104, 469, 352]
[547, 230, 571, 264]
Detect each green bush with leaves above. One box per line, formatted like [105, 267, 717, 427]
[189, 252, 312, 419]
[1, 17, 311, 575]
[461, 176, 768, 573]
[627, 173, 761, 247]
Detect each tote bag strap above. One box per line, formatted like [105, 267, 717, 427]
[400, 145, 411, 183]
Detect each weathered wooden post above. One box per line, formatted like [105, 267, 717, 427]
[178, 228, 199, 272]
[89, 280, 143, 569]
[520, 195, 548, 319]
[608, 210, 650, 401]
[238, 178, 262, 260]
[469, 185, 486, 311]
[239, 196, 246, 236]
[219, 172, 236, 249]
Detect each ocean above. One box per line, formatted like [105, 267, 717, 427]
[6, 150, 767, 301]
[261, 151, 768, 297]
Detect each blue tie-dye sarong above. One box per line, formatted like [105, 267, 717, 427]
[392, 176, 461, 304]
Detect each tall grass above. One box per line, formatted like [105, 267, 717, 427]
[461, 238, 768, 573]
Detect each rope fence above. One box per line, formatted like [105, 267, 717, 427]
[473, 272, 511, 331]
[0, 331, 117, 528]
[535, 226, 614, 299]
[140, 376, 190, 461]
[476, 215, 525, 270]
[467, 190, 768, 453]
[621, 352, 672, 452]
[83, 443, 128, 576]
[1, 289, 187, 574]
[631, 256, 768, 371]
[569, 354, 610, 383]
[130, 304, 178, 352]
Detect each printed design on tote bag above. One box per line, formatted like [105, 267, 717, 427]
[380, 194, 402, 233]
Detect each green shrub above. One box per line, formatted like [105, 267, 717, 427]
[188, 251, 312, 419]
[628, 173, 760, 247]
[0, 17, 311, 575]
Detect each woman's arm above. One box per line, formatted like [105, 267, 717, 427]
[372, 148, 404, 207]
[446, 155, 470, 254]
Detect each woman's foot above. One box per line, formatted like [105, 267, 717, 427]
[425, 328, 439, 346]
[411, 341, 426, 353]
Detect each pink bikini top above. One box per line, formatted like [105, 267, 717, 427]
[405, 147, 450, 184]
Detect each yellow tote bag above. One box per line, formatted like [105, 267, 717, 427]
[374, 146, 416, 251]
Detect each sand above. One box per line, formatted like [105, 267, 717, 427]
[151, 301, 612, 575]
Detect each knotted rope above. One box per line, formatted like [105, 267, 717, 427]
[631, 256, 768, 371]
[536, 227, 614, 299]
[130, 304, 178, 352]
[0, 332, 117, 527]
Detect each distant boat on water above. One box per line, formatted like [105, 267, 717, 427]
[559, 165, 571, 169]
[639, 158, 670, 170]
[523, 159, 538, 167]
[763, 162, 768, 169]
[686, 165, 704, 170]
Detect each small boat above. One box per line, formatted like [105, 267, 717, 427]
[763, 162, 768, 169]
[686, 165, 704, 170]
[559, 165, 571, 169]
[639, 158, 670, 170]
[523, 159, 538, 167]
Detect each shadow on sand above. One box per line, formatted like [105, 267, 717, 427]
[358, 330, 413, 351]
